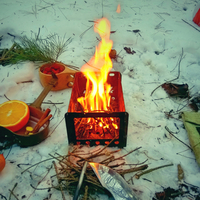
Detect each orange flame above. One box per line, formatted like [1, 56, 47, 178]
[78, 18, 113, 112]
[116, 4, 121, 13]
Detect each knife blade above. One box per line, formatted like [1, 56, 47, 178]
[73, 161, 88, 200]
[89, 162, 138, 200]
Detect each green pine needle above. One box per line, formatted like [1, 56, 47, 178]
[0, 34, 72, 65]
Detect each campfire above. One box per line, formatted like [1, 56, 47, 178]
[65, 18, 128, 147]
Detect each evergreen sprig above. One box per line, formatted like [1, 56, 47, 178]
[0, 34, 72, 65]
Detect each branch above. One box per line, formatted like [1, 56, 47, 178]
[135, 163, 173, 179]
[182, 19, 200, 33]
[151, 48, 184, 96]
[165, 126, 192, 150]
[53, 161, 66, 200]
[9, 183, 18, 200]
[108, 147, 142, 163]
[21, 158, 55, 174]
[119, 164, 148, 175]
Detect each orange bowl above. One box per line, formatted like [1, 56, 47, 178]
[39, 62, 78, 91]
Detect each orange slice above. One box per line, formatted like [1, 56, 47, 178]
[0, 154, 5, 172]
[0, 100, 30, 132]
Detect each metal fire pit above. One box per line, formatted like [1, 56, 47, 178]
[65, 71, 128, 148]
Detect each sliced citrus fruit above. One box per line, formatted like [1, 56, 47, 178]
[0, 100, 30, 132]
[0, 154, 6, 172]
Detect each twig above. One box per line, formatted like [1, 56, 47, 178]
[107, 162, 126, 169]
[135, 163, 173, 179]
[17, 80, 33, 84]
[83, 185, 88, 200]
[30, 184, 54, 190]
[21, 157, 55, 174]
[151, 48, 184, 96]
[165, 126, 192, 150]
[53, 161, 66, 200]
[109, 147, 142, 163]
[85, 136, 118, 160]
[83, 59, 100, 70]
[48, 117, 65, 137]
[72, 137, 118, 163]
[182, 19, 200, 33]
[49, 154, 80, 174]
[118, 164, 148, 175]
[36, 28, 40, 40]
[22, 145, 153, 198]
[42, 101, 64, 105]
[0, 194, 7, 200]
[80, 25, 93, 38]
[84, 179, 103, 190]
[9, 183, 18, 200]
[123, 159, 148, 166]
[53, 161, 61, 183]
[28, 165, 53, 199]
[0, 44, 16, 61]
[176, 150, 195, 160]
[5, 144, 12, 159]
[100, 155, 114, 165]
[58, 7, 68, 20]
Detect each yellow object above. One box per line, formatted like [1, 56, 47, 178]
[0, 100, 30, 132]
[26, 126, 33, 132]
[182, 112, 200, 167]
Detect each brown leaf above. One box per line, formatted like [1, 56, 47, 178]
[162, 83, 189, 98]
[109, 49, 117, 59]
[124, 47, 136, 55]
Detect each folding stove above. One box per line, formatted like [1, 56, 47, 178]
[65, 71, 128, 148]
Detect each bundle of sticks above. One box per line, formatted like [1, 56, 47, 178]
[49, 139, 148, 199]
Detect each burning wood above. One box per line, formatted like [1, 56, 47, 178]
[74, 116, 120, 140]
[66, 71, 128, 147]
[65, 18, 128, 147]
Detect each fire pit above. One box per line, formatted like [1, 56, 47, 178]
[65, 17, 128, 147]
[65, 71, 128, 147]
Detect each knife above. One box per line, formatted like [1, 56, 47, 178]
[89, 162, 138, 200]
[73, 161, 88, 200]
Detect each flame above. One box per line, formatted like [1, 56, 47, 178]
[116, 4, 121, 13]
[78, 18, 113, 112]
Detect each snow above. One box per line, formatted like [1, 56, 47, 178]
[0, 0, 200, 199]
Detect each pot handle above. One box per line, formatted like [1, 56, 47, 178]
[30, 73, 58, 110]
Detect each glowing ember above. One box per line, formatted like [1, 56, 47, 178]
[116, 4, 121, 13]
[77, 18, 113, 112]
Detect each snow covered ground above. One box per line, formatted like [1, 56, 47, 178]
[0, 0, 200, 199]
